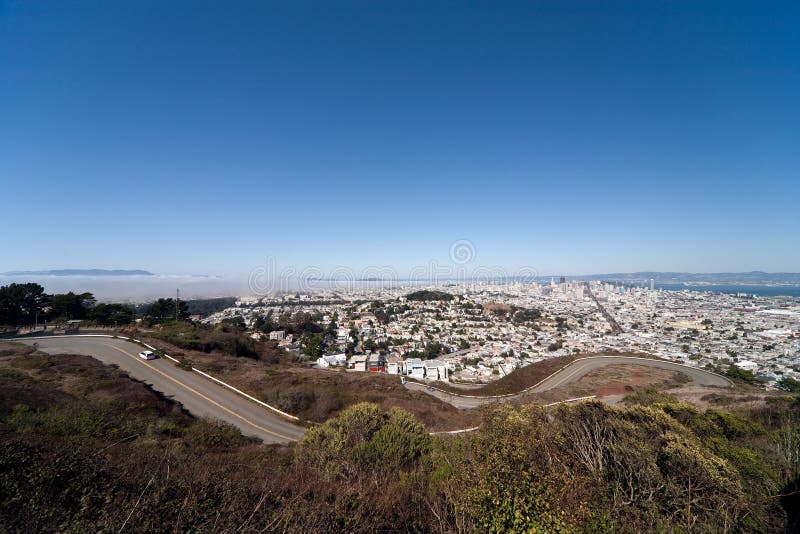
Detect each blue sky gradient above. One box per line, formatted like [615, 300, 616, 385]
[2, 1, 798, 276]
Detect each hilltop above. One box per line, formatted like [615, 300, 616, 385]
[404, 289, 454, 302]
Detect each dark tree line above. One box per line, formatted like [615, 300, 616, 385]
[143, 298, 189, 323]
[0, 283, 104, 325]
[0, 283, 49, 325]
[0, 283, 192, 327]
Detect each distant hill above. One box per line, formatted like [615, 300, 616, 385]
[405, 290, 454, 301]
[2, 269, 154, 276]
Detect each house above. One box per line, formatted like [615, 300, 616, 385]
[330, 353, 347, 366]
[405, 358, 425, 379]
[348, 354, 368, 372]
[424, 359, 449, 381]
[316, 353, 347, 368]
[386, 355, 404, 375]
[368, 353, 386, 372]
[735, 360, 758, 373]
[269, 330, 286, 341]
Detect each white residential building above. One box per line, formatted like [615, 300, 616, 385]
[405, 358, 425, 379]
[316, 353, 347, 368]
[348, 354, 369, 372]
[386, 355, 404, 375]
[269, 330, 286, 341]
[735, 360, 758, 372]
[424, 359, 449, 381]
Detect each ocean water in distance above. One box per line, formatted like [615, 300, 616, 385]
[655, 284, 800, 298]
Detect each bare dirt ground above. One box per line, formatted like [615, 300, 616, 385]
[520, 364, 690, 405]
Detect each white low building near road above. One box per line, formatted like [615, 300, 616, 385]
[348, 354, 368, 372]
[386, 355, 404, 374]
[424, 359, 449, 381]
[735, 360, 758, 372]
[316, 353, 347, 368]
[406, 358, 425, 379]
[269, 330, 286, 341]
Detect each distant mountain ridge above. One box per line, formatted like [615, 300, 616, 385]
[563, 271, 800, 285]
[2, 269, 154, 276]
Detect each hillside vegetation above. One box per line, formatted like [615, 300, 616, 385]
[185, 297, 238, 317]
[130, 320, 290, 363]
[404, 290, 454, 302]
[1, 342, 798, 532]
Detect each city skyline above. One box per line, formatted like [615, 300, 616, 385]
[2, 1, 799, 274]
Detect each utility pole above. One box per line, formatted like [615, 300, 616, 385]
[176, 289, 180, 321]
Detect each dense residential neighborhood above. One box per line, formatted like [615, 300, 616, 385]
[202, 280, 800, 385]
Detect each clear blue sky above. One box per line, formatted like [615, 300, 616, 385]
[2, 1, 798, 277]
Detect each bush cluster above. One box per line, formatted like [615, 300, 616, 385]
[2, 345, 799, 532]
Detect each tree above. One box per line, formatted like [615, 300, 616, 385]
[725, 365, 765, 386]
[422, 341, 448, 359]
[87, 303, 134, 326]
[49, 292, 95, 321]
[0, 283, 49, 325]
[145, 298, 189, 323]
[405, 290, 453, 302]
[777, 377, 800, 394]
[301, 334, 325, 358]
[219, 315, 246, 332]
[253, 310, 276, 333]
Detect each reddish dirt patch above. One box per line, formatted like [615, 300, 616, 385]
[528, 364, 686, 404]
[593, 366, 672, 396]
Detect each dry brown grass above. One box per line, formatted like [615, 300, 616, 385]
[0, 342, 190, 421]
[135, 336, 480, 431]
[133, 338, 670, 427]
[667, 384, 772, 411]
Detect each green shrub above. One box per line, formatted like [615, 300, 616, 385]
[296, 403, 430, 480]
[622, 388, 677, 407]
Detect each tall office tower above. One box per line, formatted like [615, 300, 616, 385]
[650, 278, 655, 291]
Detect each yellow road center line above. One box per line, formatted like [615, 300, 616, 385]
[101, 343, 295, 442]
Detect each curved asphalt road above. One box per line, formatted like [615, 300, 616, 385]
[18, 336, 305, 444]
[405, 356, 733, 409]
